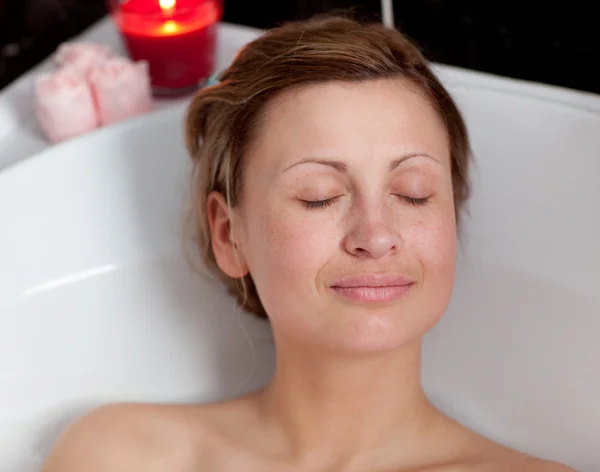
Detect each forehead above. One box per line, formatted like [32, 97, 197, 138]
[245, 78, 450, 175]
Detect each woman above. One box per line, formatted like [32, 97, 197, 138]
[43, 15, 574, 472]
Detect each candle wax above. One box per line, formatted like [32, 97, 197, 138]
[113, 0, 221, 90]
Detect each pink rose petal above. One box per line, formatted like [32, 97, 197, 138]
[89, 57, 153, 126]
[54, 42, 113, 76]
[35, 67, 100, 143]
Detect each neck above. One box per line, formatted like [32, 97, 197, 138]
[256, 334, 438, 469]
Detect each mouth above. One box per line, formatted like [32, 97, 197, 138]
[329, 274, 415, 303]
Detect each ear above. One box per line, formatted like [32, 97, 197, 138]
[206, 191, 249, 278]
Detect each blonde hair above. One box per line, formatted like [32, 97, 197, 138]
[184, 14, 471, 319]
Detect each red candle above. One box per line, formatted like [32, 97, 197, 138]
[109, 0, 222, 93]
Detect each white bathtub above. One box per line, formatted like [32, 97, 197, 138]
[0, 68, 599, 471]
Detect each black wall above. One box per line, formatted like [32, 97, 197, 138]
[1, 0, 598, 94]
[391, 0, 600, 96]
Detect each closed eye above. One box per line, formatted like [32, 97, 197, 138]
[301, 195, 429, 210]
[301, 197, 340, 210]
[396, 195, 430, 206]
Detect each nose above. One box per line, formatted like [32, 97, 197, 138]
[343, 200, 401, 259]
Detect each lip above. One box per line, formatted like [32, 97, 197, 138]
[329, 274, 415, 303]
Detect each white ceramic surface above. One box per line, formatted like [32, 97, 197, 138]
[0, 82, 599, 471]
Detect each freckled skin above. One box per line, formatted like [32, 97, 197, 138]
[232, 79, 457, 352]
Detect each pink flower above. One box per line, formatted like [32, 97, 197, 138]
[35, 67, 100, 143]
[89, 57, 153, 126]
[54, 42, 113, 76]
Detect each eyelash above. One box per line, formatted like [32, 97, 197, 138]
[301, 197, 339, 210]
[401, 196, 430, 206]
[300, 195, 430, 210]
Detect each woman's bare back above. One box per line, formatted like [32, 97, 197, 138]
[41, 400, 574, 472]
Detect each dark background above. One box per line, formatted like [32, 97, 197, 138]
[1, 0, 598, 94]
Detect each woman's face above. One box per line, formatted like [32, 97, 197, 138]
[215, 79, 457, 352]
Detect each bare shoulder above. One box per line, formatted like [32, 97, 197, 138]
[476, 442, 576, 472]
[444, 421, 576, 472]
[476, 441, 576, 472]
[41, 402, 201, 472]
[517, 457, 577, 472]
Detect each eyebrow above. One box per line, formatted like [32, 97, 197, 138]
[283, 152, 438, 173]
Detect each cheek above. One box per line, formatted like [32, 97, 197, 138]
[408, 207, 457, 301]
[242, 206, 337, 304]
[415, 216, 456, 266]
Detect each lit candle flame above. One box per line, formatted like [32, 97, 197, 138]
[159, 0, 176, 12]
[162, 20, 179, 34]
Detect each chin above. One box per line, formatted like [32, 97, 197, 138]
[267, 292, 450, 355]
[318, 304, 446, 354]
[334, 313, 433, 353]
